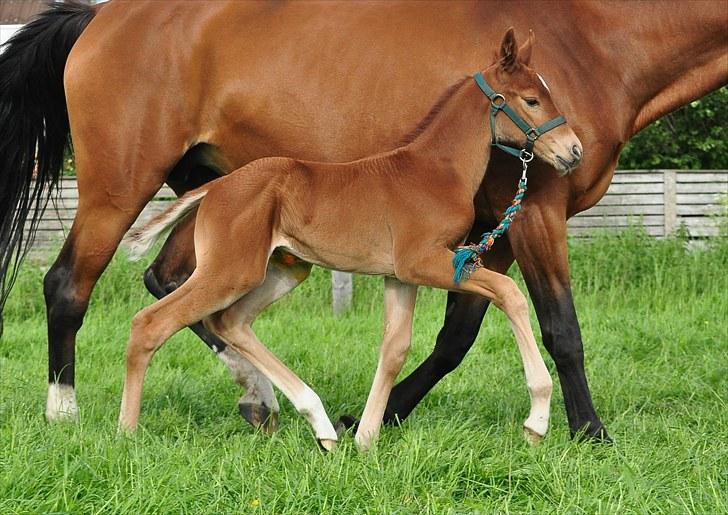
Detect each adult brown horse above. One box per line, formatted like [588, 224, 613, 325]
[0, 1, 725, 440]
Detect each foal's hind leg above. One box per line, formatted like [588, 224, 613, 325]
[119, 257, 271, 432]
[144, 214, 286, 432]
[355, 277, 417, 451]
[205, 263, 339, 449]
[398, 249, 552, 442]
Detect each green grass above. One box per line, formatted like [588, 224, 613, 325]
[1, 228, 727, 514]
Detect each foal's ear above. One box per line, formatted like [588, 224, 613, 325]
[518, 30, 535, 66]
[499, 27, 519, 72]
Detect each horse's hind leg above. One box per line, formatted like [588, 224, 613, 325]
[355, 277, 417, 451]
[44, 180, 164, 422]
[144, 213, 285, 432]
[205, 261, 339, 449]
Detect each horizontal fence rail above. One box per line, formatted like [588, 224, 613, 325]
[566, 170, 726, 238]
[25, 170, 727, 255]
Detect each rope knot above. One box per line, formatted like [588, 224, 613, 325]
[452, 179, 528, 283]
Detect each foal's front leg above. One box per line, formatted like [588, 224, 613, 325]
[355, 277, 418, 451]
[398, 248, 552, 442]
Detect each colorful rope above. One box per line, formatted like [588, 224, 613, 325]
[452, 178, 527, 283]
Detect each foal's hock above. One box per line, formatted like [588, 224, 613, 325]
[121, 29, 580, 450]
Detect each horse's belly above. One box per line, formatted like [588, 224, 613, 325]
[275, 235, 394, 276]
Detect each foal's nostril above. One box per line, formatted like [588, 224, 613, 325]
[571, 145, 582, 160]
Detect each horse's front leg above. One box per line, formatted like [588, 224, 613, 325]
[143, 213, 281, 433]
[506, 203, 610, 441]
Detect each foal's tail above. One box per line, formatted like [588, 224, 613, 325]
[0, 2, 95, 318]
[124, 187, 211, 261]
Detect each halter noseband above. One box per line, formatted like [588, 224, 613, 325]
[473, 72, 566, 161]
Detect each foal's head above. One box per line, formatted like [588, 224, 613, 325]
[481, 29, 583, 174]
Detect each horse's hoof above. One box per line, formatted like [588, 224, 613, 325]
[334, 414, 359, 437]
[317, 438, 337, 452]
[239, 402, 278, 435]
[523, 426, 545, 446]
[572, 423, 613, 444]
[45, 409, 79, 423]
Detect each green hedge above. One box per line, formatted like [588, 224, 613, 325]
[619, 87, 728, 170]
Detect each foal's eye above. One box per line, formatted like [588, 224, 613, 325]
[525, 97, 540, 107]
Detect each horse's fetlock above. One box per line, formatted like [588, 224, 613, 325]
[529, 376, 553, 400]
[296, 387, 323, 418]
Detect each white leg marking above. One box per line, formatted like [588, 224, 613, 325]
[45, 383, 79, 422]
[220, 324, 338, 444]
[497, 282, 552, 440]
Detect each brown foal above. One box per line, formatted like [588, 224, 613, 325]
[120, 30, 579, 450]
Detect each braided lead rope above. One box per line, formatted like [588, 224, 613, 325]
[452, 156, 530, 283]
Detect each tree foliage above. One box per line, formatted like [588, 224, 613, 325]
[619, 87, 728, 170]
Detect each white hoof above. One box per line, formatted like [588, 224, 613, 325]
[45, 383, 79, 422]
[523, 425, 545, 446]
[354, 431, 378, 452]
[317, 438, 337, 452]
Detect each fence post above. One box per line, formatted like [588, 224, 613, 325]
[663, 170, 677, 235]
[331, 271, 353, 315]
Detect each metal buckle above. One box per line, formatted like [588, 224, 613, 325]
[526, 128, 540, 141]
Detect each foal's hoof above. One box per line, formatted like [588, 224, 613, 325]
[239, 402, 278, 435]
[317, 438, 337, 452]
[334, 414, 359, 437]
[523, 426, 545, 446]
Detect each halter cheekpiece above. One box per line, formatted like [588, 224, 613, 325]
[452, 72, 566, 283]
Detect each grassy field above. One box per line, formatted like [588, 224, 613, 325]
[1, 228, 726, 514]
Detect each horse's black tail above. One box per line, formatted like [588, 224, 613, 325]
[0, 1, 95, 327]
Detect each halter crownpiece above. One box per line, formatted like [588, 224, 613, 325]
[452, 72, 566, 283]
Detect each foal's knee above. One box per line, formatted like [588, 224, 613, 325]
[497, 278, 529, 318]
[529, 374, 553, 401]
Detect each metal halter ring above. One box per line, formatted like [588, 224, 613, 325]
[520, 149, 534, 162]
[526, 127, 540, 141]
[490, 93, 506, 108]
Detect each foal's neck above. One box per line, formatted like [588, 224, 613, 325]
[405, 78, 492, 196]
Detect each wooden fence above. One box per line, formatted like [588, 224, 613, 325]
[27, 169, 727, 254]
[567, 170, 727, 237]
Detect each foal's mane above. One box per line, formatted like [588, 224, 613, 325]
[398, 76, 469, 146]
